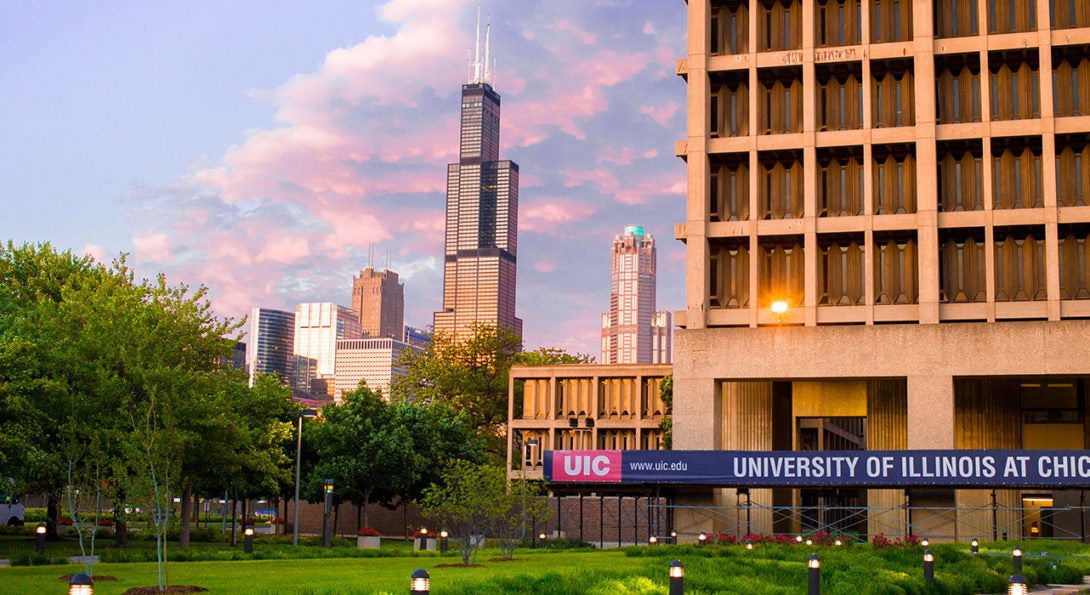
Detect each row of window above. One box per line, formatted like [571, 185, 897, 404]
[708, 139, 1090, 220]
[518, 377, 667, 420]
[710, 54, 1090, 137]
[710, 0, 1088, 54]
[707, 226, 1090, 308]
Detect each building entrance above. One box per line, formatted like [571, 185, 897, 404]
[798, 417, 867, 534]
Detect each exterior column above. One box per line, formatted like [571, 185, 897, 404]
[906, 374, 954, 449]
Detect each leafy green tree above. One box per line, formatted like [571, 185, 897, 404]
[493, 477, 551, 560]
[513, 347, 595, 366]
[420, 461, 509, 565]
[660, 375, 673, 449]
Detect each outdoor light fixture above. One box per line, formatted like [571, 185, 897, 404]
[539, 532, 547, 542]
[745, 539, 754, 550]
[649, 535, 658, 545]
[698, 531, 707, 545]
[322, 478, 334, 548]
[921, 537, 930, 548]
[771, 301, 788, 314]
[796, 535, 804, 544]
[670, 530, 678, 543]
[669, 559, 685, 595]
[244, 526, 254, 554]
[68, 573, 93, 595]
[1013, 547, 1023, 572]
[971, 538, 979, 554]
[439, 529, 449, 553]
[834, 538, 842, 547]
[1008, 574, 1028, 595]
[324, 478, 334, 494]
[410, 568, 430, 594]
[923, 550, 935, 584]
[808, 554, 821, 595]
[806, 538, 813, 546]
[35, 523, 46, 555]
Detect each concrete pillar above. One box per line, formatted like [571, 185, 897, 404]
[906, 374, 954, 449]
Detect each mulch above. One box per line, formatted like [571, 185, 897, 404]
[56, 575, 207, 594]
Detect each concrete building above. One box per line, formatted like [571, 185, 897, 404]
[333, 337, 420, 402]
[600, 225, 673, 364]
[351, 266, 404, 340]
[246, 308, 295, 387]
[292, 302, 362, 397]
[670, 0, 1090, 539]
[433, 17, 523, 343]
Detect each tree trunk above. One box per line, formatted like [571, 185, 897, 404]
[178, 481, 192, 548]
[46, 492, 60, 540]
[230, 496, 237, 547]
[333, 502, 340, 538]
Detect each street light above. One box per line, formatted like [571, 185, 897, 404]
[68, 573, 93, 595]
[35, 523, 46, 555]
[292, 407, 317, 547]
[410, 568, 430, 594]
[923, 549, 935, 584]
[669, 559, 684, 595]
[1008, 574, 1028, 595]
[808, 554, 821, 595]
[323, 478, 334, 548]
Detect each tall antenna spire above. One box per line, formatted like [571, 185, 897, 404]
[468, 4, 494, 85]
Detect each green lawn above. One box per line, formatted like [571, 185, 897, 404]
[3, 533, 1090, 594]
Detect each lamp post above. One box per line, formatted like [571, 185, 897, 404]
[35, 523, 46, 555]
[322, 478, 334, 547]
[808, 554, 821, 595]
[440, 529, 449, 553]
[1008, 574, 1028, 595]
[68, 573, 93, 595]
[523, 438, 538, 549]
[971, 538, 979, 554]
[923, 549, 935, 584]
[244, 526, 254, 554]
[410, 568, 430, 594]
[669, 559, 684, 595]
[292, 407, 316, 547]
[1013, 546, 1023, 572]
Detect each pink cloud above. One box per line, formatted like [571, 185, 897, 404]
[83, 244, 110, 264]
[548, 20, 597, 45]
[533, 260, 557, 273]
[133, 233, 172, 262]
[521, 199, 597, 232]
[561, 169, 620, 194]
[639, 103, 679, 126]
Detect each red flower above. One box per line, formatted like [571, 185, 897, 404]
[357, 527, 380, 536]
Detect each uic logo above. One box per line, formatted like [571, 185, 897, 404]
[562, 454, 612, 476]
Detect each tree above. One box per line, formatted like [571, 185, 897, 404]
[513, 347, 595, 366]
[659, 375, 673, 449]
[493, 476, 551, 560]
[419, 461, 508, 566]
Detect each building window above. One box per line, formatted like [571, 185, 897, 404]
[992, 137, 1044, 209]
[710, 240, 751, 308]
[938, 141, 985, 212]
[759, 68, 804, 134]
[873, 144, 918, 214]
[710, 154, 751, 221]
[939, 229, 987, 303]
[936, 53, 982, 124]
[1053, 52, 1090, 118]
[935, 0, 979, 37]
[817, 66, 864, 130]
[819, 235, 866, 305]
[871, 0, 912, 42]
[989, 50, 1041, 121]
[874, 233, 918, 304]
[759, 151, 805, 219]
[1059, 225, 1090, 299]
[711, 2, 751, 55]
[818, 151, 865, 216]
[1056, 135, 1090, 207]
[990, 0, 1036, 32]
[758, 0, 802, 51]
[872, 59, 914, 127]
[995, 227, 1048, 302]
[1051, 0, 1090, 28]
[760, 237, 805, 308]
[816, 0, 863, 46]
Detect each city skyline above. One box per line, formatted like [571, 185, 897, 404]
[0, 1, 686, 357]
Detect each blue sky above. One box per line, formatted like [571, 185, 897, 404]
[0, 0, 687, 357]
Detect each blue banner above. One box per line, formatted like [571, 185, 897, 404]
[544, 449, 1090, 488]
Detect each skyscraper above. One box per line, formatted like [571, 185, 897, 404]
[351, 266, 404, 340]
[433, 14, 522, 343]
[292, 302, 362, 397]
[600, 226, 672, 364]
[246, 307, 295, 387]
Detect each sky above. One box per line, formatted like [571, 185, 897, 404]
[0, 0, 688, 357]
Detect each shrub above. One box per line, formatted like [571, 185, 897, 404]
[357, 528, 380, 536]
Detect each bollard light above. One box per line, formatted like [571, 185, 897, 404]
[68, 573, 93, 595]
[921, 537, 930, 548]
[670, 530, 678, 543]
[410, 568, 430, 594]
[1008, 574, 1027, 595]
[923, 550, 935, 584]
[808, 554, 821, 595]
[244, 526, 254, 554]
[439, 529, 448, 553]
[35, 523, 46, 555]
[1013, 547, 1023, 572]
[971, 538, 979, 554]
[834, 538, 842, 547]
[698, 532, 707, 546]
[806, 538, 813, 546]
[323, 478, 334, 548]
[745, 539, 754, 550]
[669, 559, 685, 595]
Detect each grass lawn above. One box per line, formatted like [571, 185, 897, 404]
[3, 533, 1090, 594]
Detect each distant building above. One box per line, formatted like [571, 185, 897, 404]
[403, 325, 432, 348]
[292, 303, 361, 397]
[600, 226, 672, 364]
[246, 308, 295, 387]
[351, 266, 405, 340]
[333, 337, 421, 402]
[433, 17, 522, 343]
